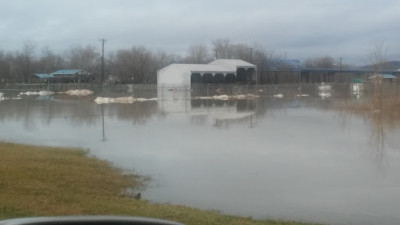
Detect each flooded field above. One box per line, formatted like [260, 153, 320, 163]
[1, 83, 400, 225]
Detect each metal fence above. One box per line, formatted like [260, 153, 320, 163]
[1, 82, 399, 99]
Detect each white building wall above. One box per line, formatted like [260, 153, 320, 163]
[157, 89, 191, 113]
[157, 64, 191, 89]
[157, 60, 257, 89]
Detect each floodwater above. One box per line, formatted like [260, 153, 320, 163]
[1, 84, 400, 225]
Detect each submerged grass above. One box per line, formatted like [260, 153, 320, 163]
[0, 142, 322, 225]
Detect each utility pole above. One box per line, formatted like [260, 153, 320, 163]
[339, 57, 342, 83]
[99, 38, 106, 85]
[249, 47, 253, 62]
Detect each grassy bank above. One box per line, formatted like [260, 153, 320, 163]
[0, 142, 321, 225]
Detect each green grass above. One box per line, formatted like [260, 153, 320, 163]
[0, 142, 323, 225]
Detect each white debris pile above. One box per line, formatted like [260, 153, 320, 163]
[95, 96, 135, 104]
[297, 94, 310, 97]
[194, 95, 228, 100]
[273, 93, 284, 98]
[18, 90, 55, 96]
[10, 97, 22, 100]
[318, 83, 332, 100]
[94, 96, 157, 104]
[0, 92, 22, 101]
[234, 94, 259, 99]
[318, 82, 332, 91]
[63, 89, 93, 96]
[193, 94, 259, 101]
[319, 92, 332, 99]
[136, 97, 158, 102]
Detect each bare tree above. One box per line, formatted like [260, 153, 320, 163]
[151, 50, 177, 81]
[21, 40, 37, 83]
[229, 44, 253, 62]
[67, 45, 101, 79]
[304, 56, 335, 68]
[252, 45, 272, 68]
[212, 39, 231, 59]
[0, 50, 13, 83]
[112, 49, 132, 83]
[39, 46, 65, 73]
[185, 44, 210, 64]
[370, 41, 388, 73]
[112, 46, 155, 83]
[212, 39, 263, 63]
[134, 46, 153, 83]
[153, 50, 168, 69]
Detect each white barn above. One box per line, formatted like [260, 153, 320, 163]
[157, 59, 257, 89]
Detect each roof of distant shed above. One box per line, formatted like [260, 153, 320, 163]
[158, 59, 256, 74]
[368, 74, 397, 79]
[33, 73, 53, 79]
[51, 69, 82, 75]
[209, 59, 256, 69]
[160, 63, 237, 74]
[381, 74, 397, 79]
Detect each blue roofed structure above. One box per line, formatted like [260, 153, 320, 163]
[381, 74, 397, 79]
[33, 73, 54, 79]
[264, 59, 301, 71]
[51, 69, 89, 77]
[54, 70, 82, 74]
[368, 73, 397, 79]
[32, 69, 93, 83]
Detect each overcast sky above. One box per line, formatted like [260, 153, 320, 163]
[1, 0, 399, 65]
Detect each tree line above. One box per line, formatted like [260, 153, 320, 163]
[0, 39, 274, 84]
[0, 39, 390, 84]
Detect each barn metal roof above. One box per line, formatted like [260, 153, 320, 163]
[51, 69, 82, 75]
[161, 63, 235, 74]
[33, 69, 87, 79]
[158, 59, 256, 75]
[381, 74, 397, 79]
[209, 59, 256, 69]
[33, 73, 53, 79]
[368, 74, 397, 79]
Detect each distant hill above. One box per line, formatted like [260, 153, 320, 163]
[359, 60, 400, 71]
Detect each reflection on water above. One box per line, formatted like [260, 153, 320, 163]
[336, 81, 400, 168]
[1, 84, 400, 225]
[101, 104, 106, 142]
